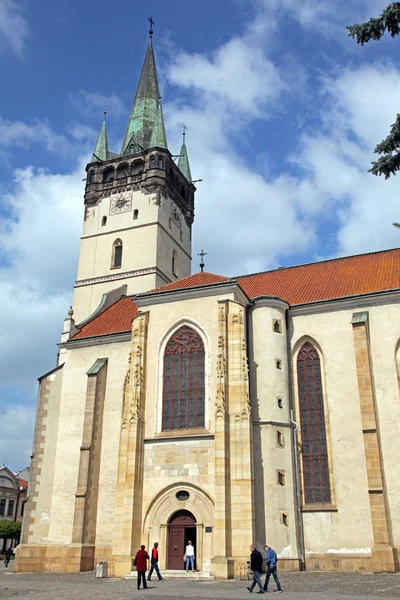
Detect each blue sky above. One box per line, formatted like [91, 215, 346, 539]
[1, 0, 400, 469]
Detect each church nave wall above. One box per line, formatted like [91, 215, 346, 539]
[290, 300, 400, 570]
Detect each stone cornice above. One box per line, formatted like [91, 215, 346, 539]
[59, 331, 131, 349]
[144, 433, 214, 444]
[135, 280, 250, 307]
[74, 266, 171, 289]
[251, 297, 290, 311]
[289, 289, 400, 316]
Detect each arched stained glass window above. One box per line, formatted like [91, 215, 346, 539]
[162, 326, 205, 431]
[297, 342, 331, 504]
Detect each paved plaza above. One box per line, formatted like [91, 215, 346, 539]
[1, 563, 400, 600]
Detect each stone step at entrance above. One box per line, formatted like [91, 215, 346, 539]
[124, 569, 215, 581]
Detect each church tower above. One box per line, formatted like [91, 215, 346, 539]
[72, 28, 195, 323]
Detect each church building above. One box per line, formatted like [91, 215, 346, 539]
[15, 28, 400, 577]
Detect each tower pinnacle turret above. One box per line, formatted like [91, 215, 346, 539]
[91, 110, 109, 162]
[178, 127, 192, 181]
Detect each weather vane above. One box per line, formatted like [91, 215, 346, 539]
[197, 249, 207, 272]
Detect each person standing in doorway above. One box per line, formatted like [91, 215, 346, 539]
[263, 544, 282, 593]
[147, 542, 164, 582]
[135, 545, 149, 590]
[185, 540, 195, 572]
[247, 545, 264, 594]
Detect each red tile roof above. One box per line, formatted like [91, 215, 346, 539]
[71, 249, 400, 340]
[72, 297, 138, 339]
[18, 478, 28, 489]
[147, 271, 230, 294]
[237, 248, 400, 305]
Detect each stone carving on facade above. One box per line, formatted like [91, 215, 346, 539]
[121, 314, 148, 430]
[216, 302, 228, 420]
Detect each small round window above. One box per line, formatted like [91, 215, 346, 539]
[176, 490, 190, 501]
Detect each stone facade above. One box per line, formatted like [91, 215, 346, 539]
[15, 284, 400, 576]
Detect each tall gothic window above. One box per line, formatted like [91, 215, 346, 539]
[162, 326, 205, 431]
[297, 342, 331, 504]
[112, 239, 123, 268]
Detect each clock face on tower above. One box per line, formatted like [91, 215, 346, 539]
[110, 192, 132, 215]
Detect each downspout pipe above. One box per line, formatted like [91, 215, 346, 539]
[286, 311, 306, 571]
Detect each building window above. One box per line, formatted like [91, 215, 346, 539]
[172, 250, 178, 277]
[21, 501, 26, 517]
[102, 216, 107, 226]
[89, 170, 95, 183]
[281, 512, 289, 527]
[7, 499, 14, 517]
[276, 359, 282, 369]
[133, 209, 139, 220]
[112, 239, 123, 269]
[277, 397, 283, 409]
[277, 470, 286, 486]
[297, 341, 331, 505]
[150, 155, 155, 169]
[277, 430, 284, 447]
[103, 168, 114, 182]
[0, 498, 5, 516]
[273, 320, 282, 333]
[158, 156, 163, 168]
[162, 326, 205, 431]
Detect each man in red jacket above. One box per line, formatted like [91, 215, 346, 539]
[135, 545, 149, 590]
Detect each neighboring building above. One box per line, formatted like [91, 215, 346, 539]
[0, 466, 28, 549]
[15, 28, 400, 577]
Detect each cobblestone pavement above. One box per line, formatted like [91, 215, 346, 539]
[0, 567, 399, 600]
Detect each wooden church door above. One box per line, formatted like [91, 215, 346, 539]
[167, 510, 196, 570]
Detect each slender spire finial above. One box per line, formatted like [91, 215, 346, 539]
[182, 125, 187, 143]
[197, 249, 207, 273]
[148, 16, 154, 40]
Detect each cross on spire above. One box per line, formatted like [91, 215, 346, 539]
[197, 249, 207, 272]
[148, 16, 154, 38]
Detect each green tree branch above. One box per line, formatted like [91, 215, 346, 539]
[347, 4, 400, 177]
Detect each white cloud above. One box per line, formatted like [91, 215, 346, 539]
[169, 37, 285, 117]
[70, 90, 127, 120]
[250, 0, 391, 39]
[0, 164, 84, 442]
[0, 404, 35, 471]
[0, 118, 95, 156]
[0, 0, 29, 58]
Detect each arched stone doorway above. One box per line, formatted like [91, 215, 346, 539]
[167, 509, 196, 570]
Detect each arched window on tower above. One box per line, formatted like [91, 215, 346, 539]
[297, 342, 331, 505]
[162, 326, 205, 431]
[158, 156, 163, 169]
[172, 250, 178, 277]
[150, 155, 155, 169]
[112, 239, 123, 269]
[89, 170, 95, 183]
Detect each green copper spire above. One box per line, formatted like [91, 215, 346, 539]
[178, 129, 192, 181]
[149, 98, 168, 149]
[121, 35, 162, 154]
[91, 110, 109, 162]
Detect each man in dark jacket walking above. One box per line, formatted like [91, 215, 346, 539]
[247, 545, 265, 594]
[135, 545, 149, 590]
[263, 544, 282, 593]
[147, 542, 164, 582]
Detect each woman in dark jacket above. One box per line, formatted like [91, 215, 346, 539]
[135, 545, 149, 590]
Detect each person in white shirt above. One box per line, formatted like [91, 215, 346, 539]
[185, 540, 195, 572]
